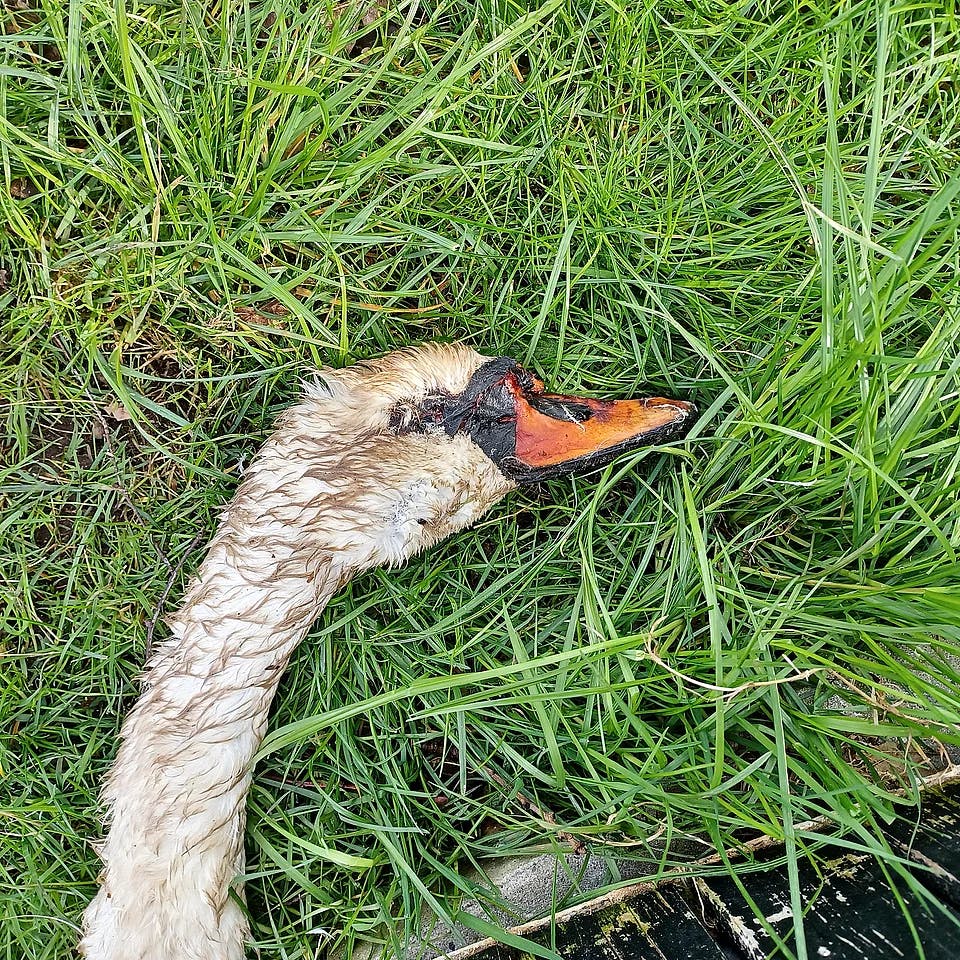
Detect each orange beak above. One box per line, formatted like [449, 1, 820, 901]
[502, 374, 697, 480]
[441, 357, 697, 483]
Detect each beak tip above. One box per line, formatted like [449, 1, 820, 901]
[647, 396, 698, 426]
[678, 401, 699, 435]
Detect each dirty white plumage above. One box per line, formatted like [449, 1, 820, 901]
[81, 344, 516, 960]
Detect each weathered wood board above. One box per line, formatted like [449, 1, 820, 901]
[556, 887, 735, 960]
[452, 886, 735, 960]
[704, 849, 960, 959]
[883, 788, 960, 909]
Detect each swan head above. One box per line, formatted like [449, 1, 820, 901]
[261, 342, 696, 570]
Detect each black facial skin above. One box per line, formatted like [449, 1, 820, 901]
[418, 357, 697, 484]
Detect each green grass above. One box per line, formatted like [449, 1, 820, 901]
[3, 0, 960, 957]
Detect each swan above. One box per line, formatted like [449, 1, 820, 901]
[80, 342, 696, 960]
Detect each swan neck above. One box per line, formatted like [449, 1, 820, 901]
[81, 492, 354, 959]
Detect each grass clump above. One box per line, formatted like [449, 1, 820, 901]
[2, 1, 960, 958]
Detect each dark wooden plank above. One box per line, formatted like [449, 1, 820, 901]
[702, 850, 960, 960]
[550, 887, 732, 960]
[884, 789, 960, 907]
[451, 886, 732, 960]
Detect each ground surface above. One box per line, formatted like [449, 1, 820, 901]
[2, 2, 960, 959]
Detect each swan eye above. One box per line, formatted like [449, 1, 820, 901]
[389, 394, 449, 434]
[389, 402, 417, 432]
[421, 394, 448, 421]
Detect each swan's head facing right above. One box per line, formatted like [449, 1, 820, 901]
[420, 353, 697, 483]
[264, 343, 695, 571]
